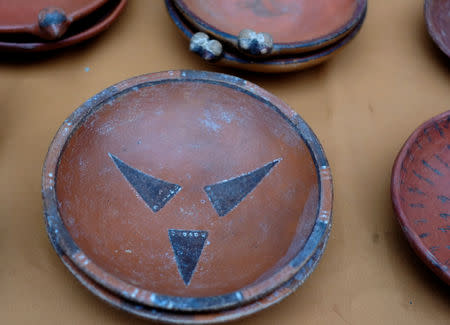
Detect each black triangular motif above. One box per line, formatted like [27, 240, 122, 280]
[169, 230, 208, 286]
[204, 158, 281, 217]
[109, 153, 181, 212]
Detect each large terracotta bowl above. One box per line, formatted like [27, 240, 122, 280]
[42, 71, 333, 316]
[391, 111, 450, 285]
[425, 0, 450, 58]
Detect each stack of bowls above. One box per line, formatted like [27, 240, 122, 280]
[166, 0, 367, 72]
[0, 0, 127, 52]
[42, 70, 333, 323]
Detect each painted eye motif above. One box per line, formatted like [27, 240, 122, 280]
[109, 153, 182, 213]
[204, 158, 282, 217]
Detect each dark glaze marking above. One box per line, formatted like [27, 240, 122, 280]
[204, 158, 281, 217]
[169, 230, 208, 286]
[109, 153, 182, 213]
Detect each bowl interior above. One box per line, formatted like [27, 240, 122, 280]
[177, 0, 359, 44]
[394, 112, 449, 281]
[55, 78, 320, 298]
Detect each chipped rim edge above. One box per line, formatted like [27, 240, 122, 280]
[172, 0, 367, 56]
[42, 70, 333, 312]
[424, 0, 450, 58]
[391, 110, 450, 285]
[165, 0, 366, 73]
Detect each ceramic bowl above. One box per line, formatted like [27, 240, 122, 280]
[391, 110, 450, 284]
[42, 70, 333, 318]
[0, 0, 109, 40]
[172, 0, 367, 57]
[166, 0, 366, 73]
[425, 0, 450, 58]
[0, 0, 126, 52]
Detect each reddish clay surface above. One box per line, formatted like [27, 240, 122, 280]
[425, 0, 450, 57]
[176, 0, 359, 44]
[166, 0, 366, 72]
[56, 229, 329, 324]
[56, 80, 319, 297]
[392, 111, 450, 284]
[0, 0, 127, 52]
[0, 0, 108, 37]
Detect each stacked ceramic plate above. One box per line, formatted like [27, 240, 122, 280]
[0, 0, 127, 52]
[43, 70, 333, 323]
[166, 0, 367, 72]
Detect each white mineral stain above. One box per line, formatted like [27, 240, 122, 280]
[200, 116, 221, 132]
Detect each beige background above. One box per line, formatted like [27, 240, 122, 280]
[0, 1, 449, 324]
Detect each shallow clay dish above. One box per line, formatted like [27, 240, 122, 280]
[425, 0, 450, 57]
[0, 0, 126, 52]
[42, 71, 333, 316]
[166, 0, 366, 73]
[392, 111, 450, 284]
[173, 0, 366, 56]
[0, 0, 108, 40]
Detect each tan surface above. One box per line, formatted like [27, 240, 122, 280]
[0, 0, 449, 324]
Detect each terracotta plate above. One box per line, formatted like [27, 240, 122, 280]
[0, 0, 108, 40]
[0, 0, 126, 52]
[166, 0, 366, 73]
[173, 0, 367, 56]
[425, 0, 450, 58]
[392, 111, 450, 285]
[43, 71, 333, 313]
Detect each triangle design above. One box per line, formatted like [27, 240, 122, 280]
[204, 158, 281, 217]
[169, 230, 208, 286]
[109, 153, 181, 212]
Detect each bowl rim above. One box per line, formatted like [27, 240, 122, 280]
[42, 70, 333, 312]
[171, 0, 367, 55]
[391, 110, 450, 285]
